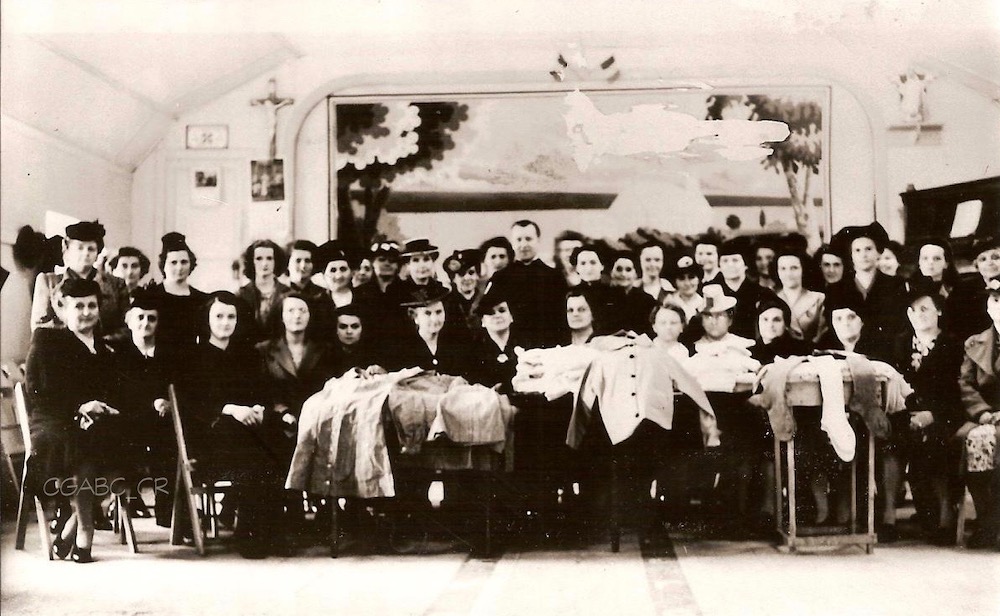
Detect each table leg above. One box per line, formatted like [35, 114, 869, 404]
[330, 498, 339, 559]
[786, 438, 797, 550]
[610, 456, 620, 553]
[774, 437, 783, 535]
[867, 431, 876, 548]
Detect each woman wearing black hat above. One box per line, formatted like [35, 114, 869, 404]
[442, 249, 483, 335]
[949, 237, 1000, 341]
[312, 240, 373, 341]
[749, 298, 812, 365]
[147, 232, 209, 351]
[31, 220, 129, 338]
[568, 244, 614, 329]
[24, 278, 123, 563]
[176, 291, 282, 558]
[607, 250, 656, 335]
[111, 290, 182, 526]
[467, 285, 521, 390]
[391, 287, 472, 376]
[237, 239, 291, 343]
[717, 239, 777, 340]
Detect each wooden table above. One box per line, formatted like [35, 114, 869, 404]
[735, 369, 882, 554]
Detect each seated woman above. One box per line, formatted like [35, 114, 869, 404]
[467, 285, 521, 390]
[663, 255, 705, 326]
[650, 303, 690, 362]
[773, 250, 826, 344]
[392, 287, 472, 375]
[750, 298, 812, 365]
[328, 304, 384, 377]
[442, 249, 482, 335]
[178, 291, 282, 558]
[146, 232, 209, 351]
[607, 250, 656, 335]
[956, 274, 1000, 550]
[890, 290, 965, 544]
[257, 294, 337, 460]
[112, 290, 179, 526]
[25, 278, 123, 563]
[237, 239, 290, 342]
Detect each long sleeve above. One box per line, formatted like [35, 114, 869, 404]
[959, 352, 993, 420]
[30, 272, 56, 331]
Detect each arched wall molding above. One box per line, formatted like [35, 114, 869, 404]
[283, 66, 889, 240]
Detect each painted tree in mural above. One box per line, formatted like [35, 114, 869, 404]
[706, 95, 823, 249]
[335, 102, 469, 249]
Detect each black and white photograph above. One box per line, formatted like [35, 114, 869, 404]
[1, 2, 999, 615]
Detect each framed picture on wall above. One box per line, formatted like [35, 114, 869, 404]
[328, 86, 831, 260]
[251, 159, 285, 202]
[186, 124, 229, 149]
[192, 167, 221, 204]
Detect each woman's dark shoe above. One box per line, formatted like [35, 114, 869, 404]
[70, 545, 93, 564]
[967, 528, 998, 550]
[49, 505, 71, 535]
[51, 535, 73, 560]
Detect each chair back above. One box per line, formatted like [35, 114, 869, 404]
[12, 383, 32, 453]
[167, 384, 193, 472]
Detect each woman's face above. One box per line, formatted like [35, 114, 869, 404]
[652, 308, 684, 343]
[695, 244, 718, 272]
[975, 248, 1000, 281]
[125, 307, 158, 339]
[639, 246, 664, 279]
[755, 248, 776, 278]
[336, 315, 363, 346]
[373, 255, 400, 279]
[831, 308, 863, 344]
[985, 294, 1000, 326]
[907, 295, 940, 333]
[64, 239, 99, 274]
[253, 247, 275, 279]
[776, 255, 803, 289]
[453, 265, 480, 295]
[208, 300, 238, 342]
[324, 260, 353, 291]
[483, 247, 509, 276]
[412, 301, 446, 336]
[757, 307, 787, 344]
[566, 296, 594, 331]
[481, 301, 513, 334]
[610, 257, 638, 288]
[852, 238, 879, 273]
[675, 272, 699, 297]
[407, 253, 435, 283]
[113, 256, 143, 289]
[63, 294, 100, 335]
[282, 297, 310, 334]
[353, 258, 373, 287]
[719, 254, 748, 282]
[917, 245, 947, 280]
[820, 254, 844, 284]
[701, 310, 732, 340]
[287, 249, 314, 284]
[877, 248, 899, 276]
[163, 250, 192, 284]
[574, 250, 603, 283]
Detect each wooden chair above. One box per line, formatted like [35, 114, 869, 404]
[12, 383, 54, 559]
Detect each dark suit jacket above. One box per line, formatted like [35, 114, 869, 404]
[237, 280, 291, 342]
[490, 259, 567, 348]
[388, 328, 473, 377]
[721, 277, 777, 340]
[256, 338, 336, 419]
[891, 330, 965, 435]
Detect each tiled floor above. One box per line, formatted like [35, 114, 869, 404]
[1, 516, 997, 616]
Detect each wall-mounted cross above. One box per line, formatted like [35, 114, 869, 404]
[251, 78, 295, 159]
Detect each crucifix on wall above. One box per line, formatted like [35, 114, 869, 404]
[251, 78, 295, 159]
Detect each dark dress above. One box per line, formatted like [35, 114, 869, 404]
[750, 334, 812, 365]
[111, 337, 181, 523]
[721, 278, 777, 341]
[825, 272, 908, 351]
[467, 329, 522, 391]
[237, 281, 291, 343]
[443, 289, 479, 336]
[24, 329, 122, 491]
[388, 327, 473, 377]
[606, 287, 657, 336]
[146, 284, 209, 351]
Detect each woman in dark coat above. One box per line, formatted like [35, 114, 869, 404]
[25, 278, 122, 563]
[146, 232, 209, 352]
[467, 285, 521, 391]
[390, 287, 472, 376]
[890, 290, 965, 543]
[178, 291, 282, 558]
[237, 239, 290, 342]
[606, 250, 656, 336]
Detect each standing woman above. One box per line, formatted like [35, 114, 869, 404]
[607, 250, 656, 335]
[442, 249, 482, 335]
[284, 240, 326, 303]
[110, 247, 152, 295]
[31, 221, 129, 337]
[179, 291, 282, 558]
[313, 240, 365, 339]
[238, 239, 290, 342]
[147, 233, 209, 351]
[25, 279, 122, 563]
[637, 241, 675, 302]
[878, 241, 905, 278]
[773, 250, 827, 344]
[814, 244, 845, 292]
[663, 255, 705, 324]
[478, 236, 514, 285]
[910, 239, 959, 299]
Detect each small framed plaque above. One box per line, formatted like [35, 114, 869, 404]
[185, 125, 229, 150]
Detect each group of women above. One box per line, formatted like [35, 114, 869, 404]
[21, 217, 1000, 561]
